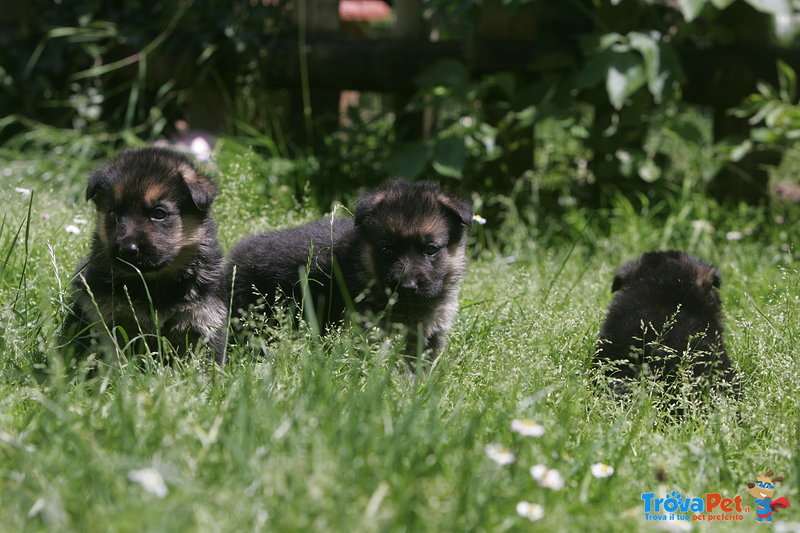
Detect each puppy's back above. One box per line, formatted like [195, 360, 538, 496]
[226, 216, 357, 320]
[596, 251, 737, 389]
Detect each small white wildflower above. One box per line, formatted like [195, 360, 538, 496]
[725, 231, 743, 241]
[515, 501, 544, 521]
[127, 467, 168, 498]
[485, 443, 515, 465]
[590, 462, 615, 478]
[72, 216, 89, 225]
[510, 418, 545, 437]
[15, 187, 32, 196]
[530, 464, 564, 490]
[65, 225, 81, 235]
[472, 214, 487, 225]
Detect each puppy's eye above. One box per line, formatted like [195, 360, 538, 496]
[380, 246, 394, 257]
[423, 244, 440, 256]
[151, 207, 168, 221]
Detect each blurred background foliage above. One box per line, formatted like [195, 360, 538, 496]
[3, 0, 800, 226]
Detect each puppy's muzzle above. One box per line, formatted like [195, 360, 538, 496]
[116, 238, 140, 262]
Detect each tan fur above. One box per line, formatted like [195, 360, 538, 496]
[144, 183, 167, 206]
[178, 162, 200, 184]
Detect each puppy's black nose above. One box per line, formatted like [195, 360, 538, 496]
[118, 241, 139, 260]
[396, 278, 418, 294]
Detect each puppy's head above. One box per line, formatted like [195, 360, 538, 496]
[611, 250, 722, 304]
[86, 147, 217, 274]
[354, 180, 472, 304]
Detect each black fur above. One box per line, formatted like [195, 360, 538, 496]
[594, 250, 738, 394]
[226, 179, 472, 357]
[61, 147, 227, 364]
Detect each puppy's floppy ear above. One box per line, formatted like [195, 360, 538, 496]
[354, 189, 385, 226]
[85, 169, 109, 202]
[178, 162, 217, 211]
[696, 264, 721, 290]
[437, 193, 473, 226]
[611, 260, 639, 292]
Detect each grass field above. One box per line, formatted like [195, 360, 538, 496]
[1, 131, 800, 532]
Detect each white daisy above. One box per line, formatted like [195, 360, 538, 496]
[472, 214, 487, 225]
[510, 418, 545, 437]
[590, 462, 615, 478]
[485, 443, 515, 465]
[516, 501, 544, 521]
[530, 464, 564, 490]
[65, 225, 81, 235]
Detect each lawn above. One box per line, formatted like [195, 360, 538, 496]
[1, 131, 799, 532]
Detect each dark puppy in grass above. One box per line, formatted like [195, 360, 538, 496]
[61, 147, 227, 364]
[226, 179, 472, 359]
[594, 250, 738, 397]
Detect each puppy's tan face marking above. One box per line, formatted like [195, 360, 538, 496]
[144, 182, 168, 206]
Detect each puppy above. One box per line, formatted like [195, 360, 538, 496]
[594, 251, 738, 395]
[226, 179, 472, 358]
[61, 147, 227, 364]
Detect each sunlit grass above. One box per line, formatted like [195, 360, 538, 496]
[0, 131, 799, 531]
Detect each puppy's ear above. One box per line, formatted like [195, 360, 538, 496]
[696, 264, 721, 290]
[85, 170, 109, 203]
[611, 260, 639, 292]
[438, 193, 472, 226]
[354, 190, 385, 226]
[179, 163, 217, 211]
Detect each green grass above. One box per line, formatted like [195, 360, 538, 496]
[1, 130, 800, 532]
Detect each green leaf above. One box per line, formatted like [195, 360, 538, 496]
[676, 0, 708, 21]
[432, 136, 467, 179]
[777, 60, 797, 103]
[743, 0, 790, 15]
[606, 53, 646, 110]
[638, 157, 661, 183]
[628, 32, 664, 101]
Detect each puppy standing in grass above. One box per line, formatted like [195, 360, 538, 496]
[62, 147, 227, 364]
[226, 179, 472, 359]
[594, 250, 738, 395]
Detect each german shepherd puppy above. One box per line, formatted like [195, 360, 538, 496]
[61, 147, 227, 364]
[594, 251, 738, 395]
[226, 180, 472, 358]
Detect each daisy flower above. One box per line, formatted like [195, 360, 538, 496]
[510, 418, 545, 437]
[590, 462, 615, 478]
[530, 464, 564, 490]
[485, 443, 515, 465]
[516, 501, 544, 521]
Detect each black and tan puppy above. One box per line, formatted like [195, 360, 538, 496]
[61, 147, 227, 363]
[594, 251, 738, 395]
[226, 179, 472, 358]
